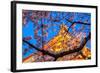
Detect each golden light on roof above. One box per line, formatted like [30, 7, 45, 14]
[43, 24, 72, 53]
[23, 24, 91, 62]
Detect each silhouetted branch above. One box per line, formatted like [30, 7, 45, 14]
[23, 11, 91, 62]
[64, 18, 90, 32]
[54, 32, 91, 59]
[23, 39, 56, 57]
[23, 32, 90, 61]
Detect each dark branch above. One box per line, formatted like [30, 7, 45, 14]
[55, 32, 91, 59]
[64, 18, 90, 32]
[23, 39, 56, 57]
[23, 32, 91, 61]
[65, 18, 90, 25]
[73, 21, 90, 25]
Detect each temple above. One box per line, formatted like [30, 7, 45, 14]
[23, 24, 91, 63]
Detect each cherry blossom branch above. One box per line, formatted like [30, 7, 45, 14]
[23, 32, 90, 61]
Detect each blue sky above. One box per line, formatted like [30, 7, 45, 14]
[22, 11, 91, 59]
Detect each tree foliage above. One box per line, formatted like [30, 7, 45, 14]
[22, 10, 91, 62]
